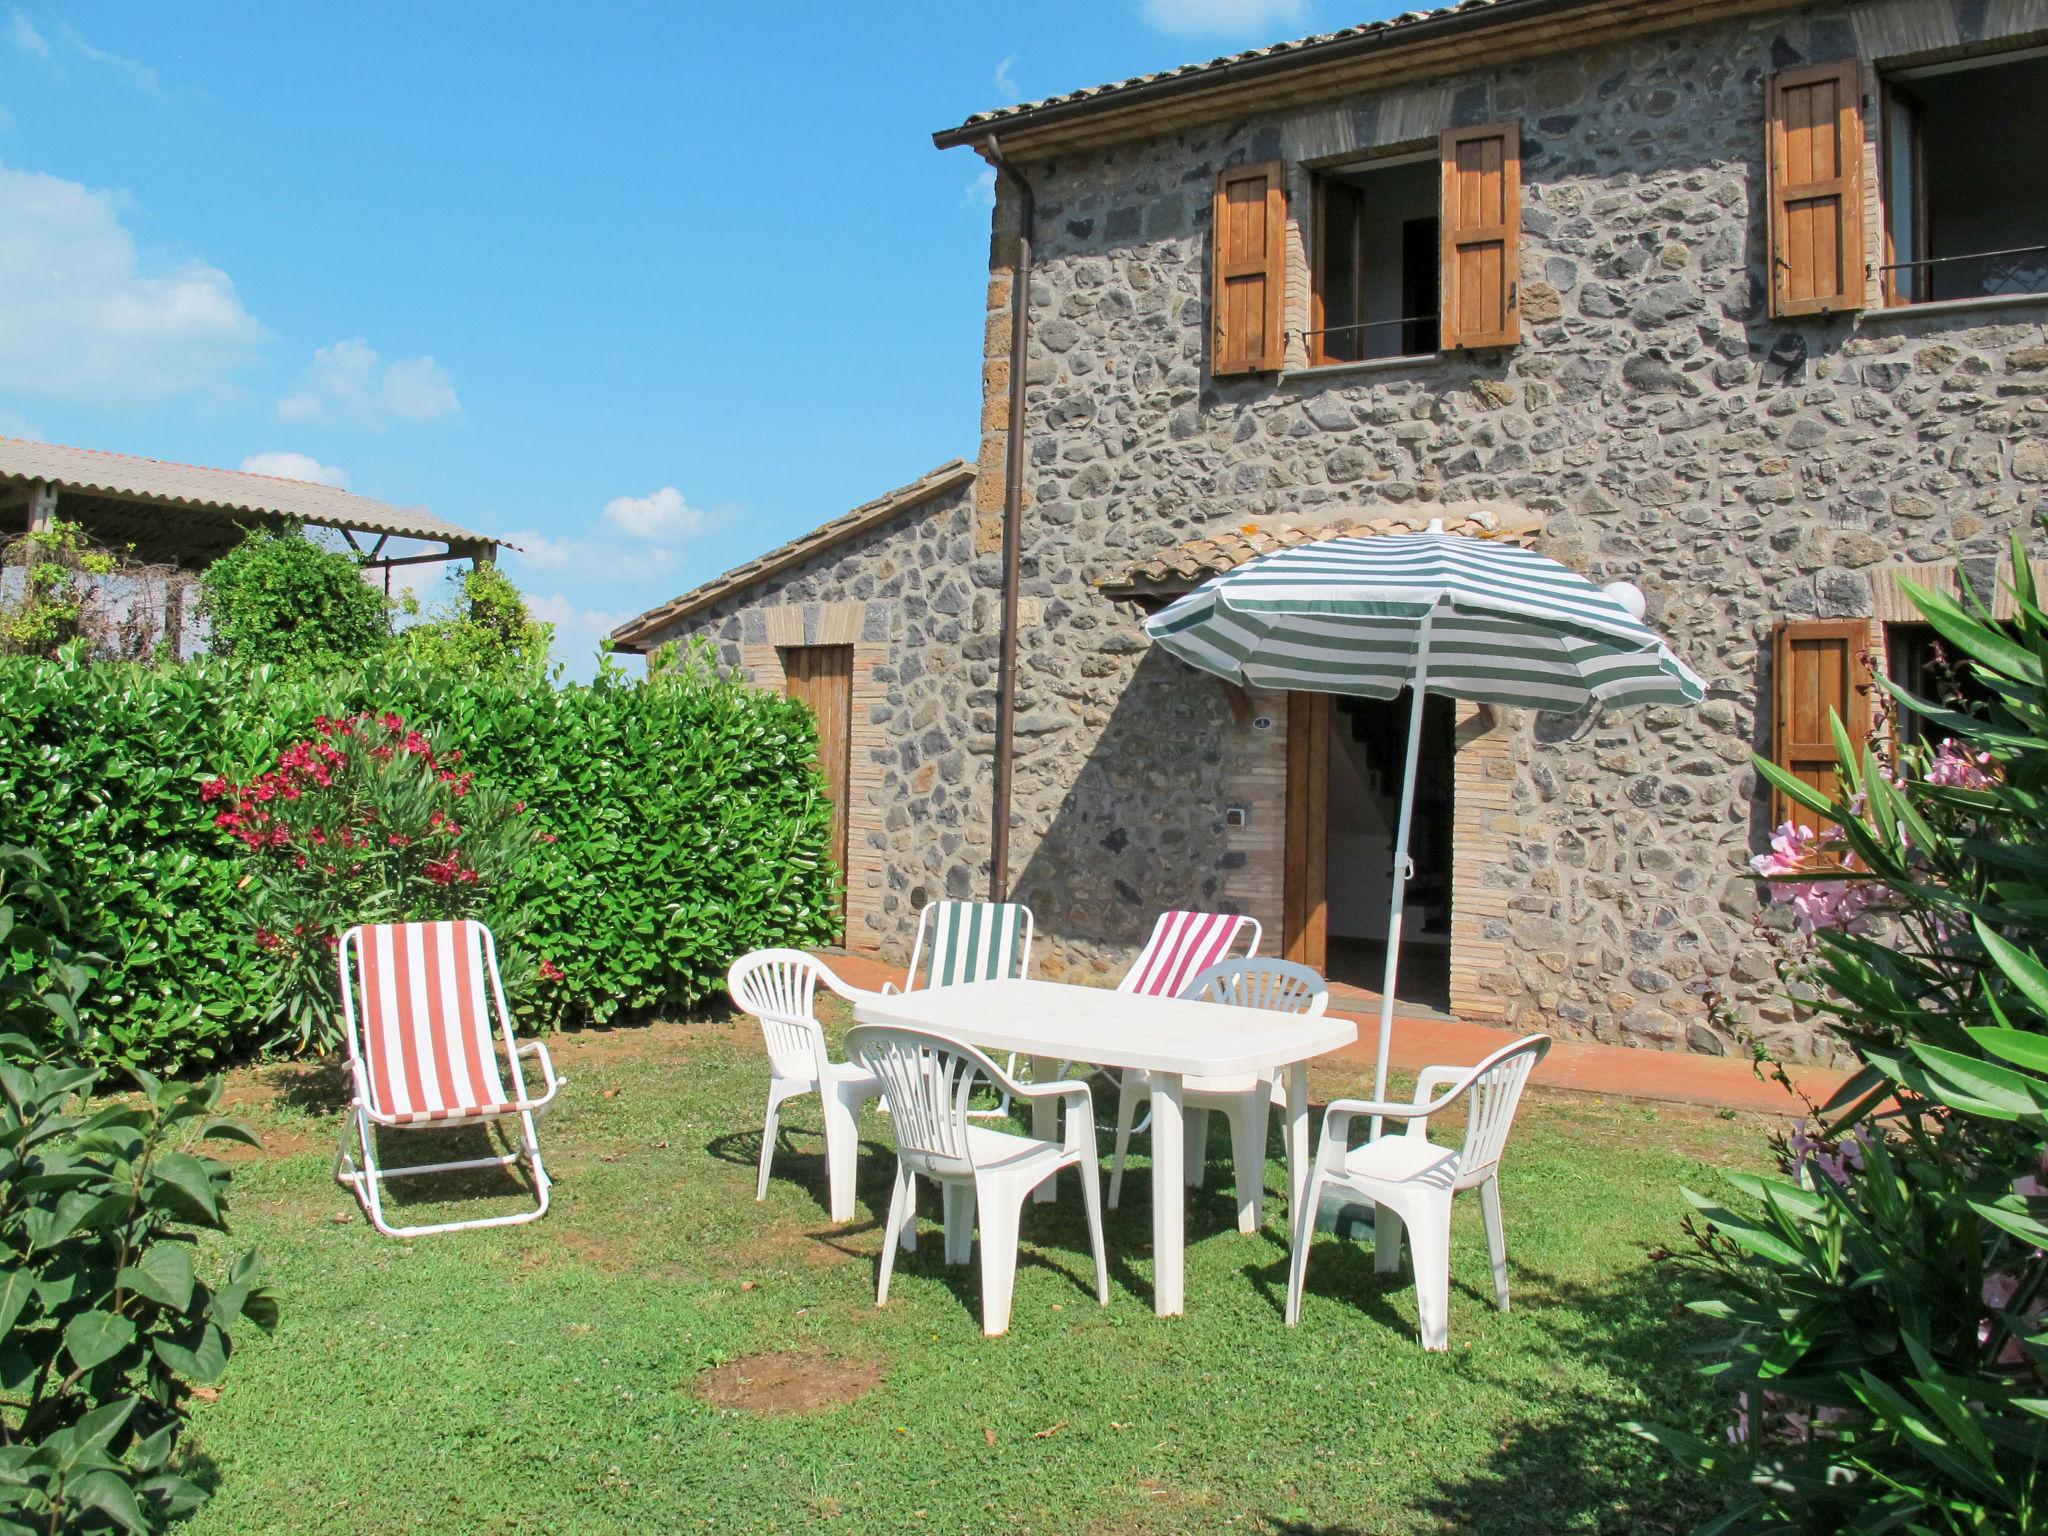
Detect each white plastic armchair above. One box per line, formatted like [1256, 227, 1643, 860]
[727, 949, 882, 1223]
[1285, 1033, 1551, 1350]
[846, 1023, 1109, 1337]
[1109, 958, 1328, 1234]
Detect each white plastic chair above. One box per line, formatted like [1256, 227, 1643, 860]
[847, 1023, 1109, 1337]
[335, 920, 565, 1239]
[727, 949, 881, 1224]
[1108, 958, 1327, 1235]
[1285, 1033, 1551, 1350]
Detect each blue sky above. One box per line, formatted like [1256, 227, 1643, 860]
[0, 0, 1357, 676]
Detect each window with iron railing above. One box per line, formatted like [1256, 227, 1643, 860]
[1879, 47, 2048, 305]
[1306, 151, 1440, 365]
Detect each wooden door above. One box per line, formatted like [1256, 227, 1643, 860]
[1282, 691, 1330, 970]
[782, 646, 853, 920]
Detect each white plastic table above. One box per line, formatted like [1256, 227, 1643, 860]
[851, 978, 1356, 1316]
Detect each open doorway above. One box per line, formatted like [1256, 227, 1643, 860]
[1283, 690, 1455, 1010]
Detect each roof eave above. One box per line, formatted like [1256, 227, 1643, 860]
[609, 460, 976, 653]
[931, 0, 1583, 151]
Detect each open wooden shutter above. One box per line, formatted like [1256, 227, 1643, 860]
[1771, 620, 1871, 828]
[1766, 61, 1866, 317]
[1211, 162, 1286, 375]
[1439, 121, 1521, 350]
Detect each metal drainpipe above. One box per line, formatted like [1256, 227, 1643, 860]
[985, 135, 1033, 903]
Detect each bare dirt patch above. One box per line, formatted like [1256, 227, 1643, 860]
[691, 1348, 882, 1416]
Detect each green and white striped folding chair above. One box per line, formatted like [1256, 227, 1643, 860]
[885, 900, 1036, 1116]
[888, 900, 1036, 995]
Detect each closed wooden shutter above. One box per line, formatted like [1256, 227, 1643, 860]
[1771, 620, 1871, 828]
[1212, 162, 1287, 375]
[1439, 121, 1520, 350]
[1767, 61, 1866, 317]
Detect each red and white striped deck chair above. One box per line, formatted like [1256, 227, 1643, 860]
[335, 920, 565, 1238]
[1117, 910, 1263, 998]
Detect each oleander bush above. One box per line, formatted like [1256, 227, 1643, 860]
[1634, 533, 2048, 1532]
[0, 845, 277, 1535]
[0, 645, 839, 1070]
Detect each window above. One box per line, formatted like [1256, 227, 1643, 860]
[1880, 47, 2048, 305]
[1885, 621, 2000, 744]
[1308, 153, 1440, 364]
[1771, 620, 1871, 828]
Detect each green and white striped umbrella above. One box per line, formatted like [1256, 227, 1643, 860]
[1145, 526, 1705, 710]
[1144, 522, 1703, 1126]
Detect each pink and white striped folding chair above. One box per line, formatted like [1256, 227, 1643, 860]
[1117, 910, 1264, 998]
[335, 920, 565, 1238]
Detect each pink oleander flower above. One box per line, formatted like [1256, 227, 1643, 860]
[1928, 737, 1998, 790]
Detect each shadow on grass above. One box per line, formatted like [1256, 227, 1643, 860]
[706, 1121, 1198, 1320]
[258, 1057, 353, 1117]
[1254, 1257, 1726, 1536]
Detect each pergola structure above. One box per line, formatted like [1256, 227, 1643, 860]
[0, 436, 502, 575]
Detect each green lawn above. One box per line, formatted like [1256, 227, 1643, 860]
[178, 1003, 1765, 1535]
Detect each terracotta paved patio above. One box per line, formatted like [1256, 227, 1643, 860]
[815, 948, 1845, 1117]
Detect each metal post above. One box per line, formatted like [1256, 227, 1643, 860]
[1372, 606, 1435, 1140]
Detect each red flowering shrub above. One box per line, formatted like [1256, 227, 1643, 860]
[206, 711, 556, 1052]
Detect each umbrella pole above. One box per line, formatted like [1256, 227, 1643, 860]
[1371, 610, 1434, 1140]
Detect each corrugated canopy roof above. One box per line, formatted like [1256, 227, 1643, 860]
[0, 436, 500, 567]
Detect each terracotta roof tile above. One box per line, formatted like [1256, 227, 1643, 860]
[1097, 504, 1540, 599]
[934, 0, 1529, 146]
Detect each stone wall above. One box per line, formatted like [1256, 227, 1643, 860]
[979, 0, 2048, 1058]
[634, 476, 995, 967]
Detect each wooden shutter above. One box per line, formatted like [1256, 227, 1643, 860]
[1439, 121, 1521, 350]
[1771, 620, 1871, 828]
[1767, 61, 1866, 317]
[1212, 162, 1287, 375]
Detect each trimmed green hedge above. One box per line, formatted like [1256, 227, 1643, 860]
[0, 651, 840, 1069]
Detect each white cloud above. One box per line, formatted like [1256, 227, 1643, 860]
[602, 486, 704, 544]
[0, 162, 266, 403]
[10, 12, 161, 92]
[964, 167, 996, 210]
[239, 450, 349, 488]
[54, 21, 158, 93]
[528, 592, 634, 677]
[501, 527, 674, 577]
[994, 54, 1021, 102]
[6, 10, 48, 57]
[278, 338, 461, 428]
[1137, 0, 1308, 38]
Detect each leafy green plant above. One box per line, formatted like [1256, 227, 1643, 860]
[205, 710, 555, 1052]
[0, 846, 277, 1534]
[0, 525, 121, 660]
[197, 526, 388, 672]
[0, 646, 838, 1069]
[390, 562, 554, 676]
[1632, 531, 2048, 1532]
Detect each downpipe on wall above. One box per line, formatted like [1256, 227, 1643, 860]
[985, 135, 1032, 902]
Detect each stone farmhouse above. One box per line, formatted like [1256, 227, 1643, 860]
[613, 0, 2048, 1061]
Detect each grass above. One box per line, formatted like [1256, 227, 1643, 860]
[175, 1001, 1770, 1535]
